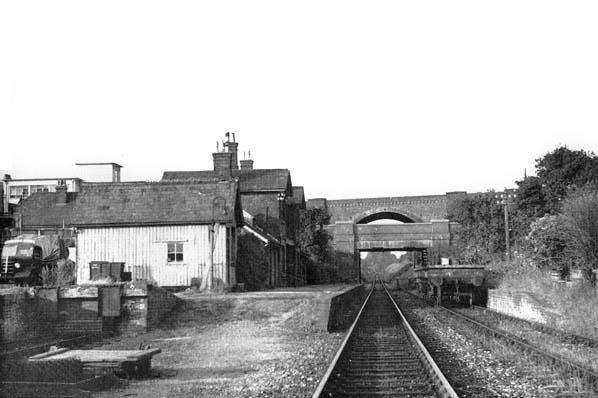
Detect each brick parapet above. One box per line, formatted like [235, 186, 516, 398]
[327, 194, 450, 224]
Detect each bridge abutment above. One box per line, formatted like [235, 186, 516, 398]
[332, 221, 360, 282]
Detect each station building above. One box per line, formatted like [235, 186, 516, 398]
[16, 180, 243, 287]
[11, 136, 307, 289]
[161, 135, 307, 288]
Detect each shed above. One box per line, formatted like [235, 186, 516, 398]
[16, 180, 243, 287]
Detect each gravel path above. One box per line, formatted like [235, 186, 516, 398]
[93, 292, 344, 397]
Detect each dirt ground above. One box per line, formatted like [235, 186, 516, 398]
[93, 285, 351, 398]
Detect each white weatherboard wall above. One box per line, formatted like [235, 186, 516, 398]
[76, 224, 229, 287]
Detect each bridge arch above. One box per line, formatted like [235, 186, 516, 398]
[352, 207, 424, 224]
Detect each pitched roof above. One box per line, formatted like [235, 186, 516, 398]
[161, 169, 291, 193]
[289, 186, 305, 205]
[17, 181, 240, 228]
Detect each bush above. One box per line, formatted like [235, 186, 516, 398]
[56, 259, 76, 286]
[560, 186, 598, 278]
[41, 266, 57, 287]
[41, 259, 76, 287]
[526, 215, 570, 270]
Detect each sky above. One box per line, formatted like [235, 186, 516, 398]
[1, 1, 597, 200]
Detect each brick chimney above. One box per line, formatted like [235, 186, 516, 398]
[240, 150, 253, 171]
[240, 159, 254, 170]
[222, 132, 238, 170]
[213, 152, 233, 178]
[224, 143, 238, 170]
[55, 182, 68, 205]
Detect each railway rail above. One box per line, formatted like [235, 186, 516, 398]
[313, 283, 458, 398]
[396, 289, 598, 395]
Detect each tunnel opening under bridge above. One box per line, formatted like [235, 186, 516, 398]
[359, 247, 428, 284]
[354, 214, 430, 284]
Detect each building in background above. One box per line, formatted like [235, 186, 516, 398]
[1, 163, 123, 246]
[162, 134, 307, 288]
[1, 175, 82, 213]
[75, 162, 122, 183]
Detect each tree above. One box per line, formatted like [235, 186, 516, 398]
[361, 251, 398, 282]
[535, 146, 598, 212]
[510, 176, 548, 247]
[515, 176, 547, 219]
[298, 207, 332, 264]
[298, 207, 335, 283]
[449, 193, 506, 264]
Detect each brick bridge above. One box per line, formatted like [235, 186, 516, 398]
[307, 192, 469, 282]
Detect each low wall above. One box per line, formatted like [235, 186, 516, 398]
[0, 282, 180, 345]
[326, 285, 367, 332]
[487, 289, 560, 325]
[0, 288, 58, 344]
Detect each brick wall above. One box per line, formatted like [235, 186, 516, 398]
[147, 283, 179, 328]
[0, 282, 180, 345]
[0, 288, 57, 343]
[487, 289, 560, 324]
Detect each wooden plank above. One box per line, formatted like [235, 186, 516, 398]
[31, 349, 161, 362]
[125, 348, 162, 360]
[28, 347, 71, 359]
[59, 286, 98, 298]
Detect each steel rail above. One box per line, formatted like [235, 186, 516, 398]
[312, 283, 459, 398]
[311, 284, 375, 398]
[383, 284, 459, 398]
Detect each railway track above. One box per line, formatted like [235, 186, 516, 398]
[395, 289, 598, 396]
[313, 283, 458, 398]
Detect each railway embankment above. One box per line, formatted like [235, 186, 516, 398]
[488, 265, 598, 340]
[394, 289, 598, 396]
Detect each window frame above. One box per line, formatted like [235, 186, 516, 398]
[167, 242, 184, 264]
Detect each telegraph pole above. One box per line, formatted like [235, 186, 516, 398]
[497, 193, 513, 262]
[504, 201, 510, 262]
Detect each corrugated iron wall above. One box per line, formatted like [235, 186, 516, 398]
[76, 224, 228, 286]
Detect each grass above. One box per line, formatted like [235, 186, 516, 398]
[493, 258, 598, 339]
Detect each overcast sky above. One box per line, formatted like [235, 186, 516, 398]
[1, 1, 597, 200]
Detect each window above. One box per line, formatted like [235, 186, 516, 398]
[167, 242, 184, 263]
[9, 186, 29, 200]
[30, 185, 50, 194]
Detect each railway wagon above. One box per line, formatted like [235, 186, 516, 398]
[410, 265, 488, 306]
